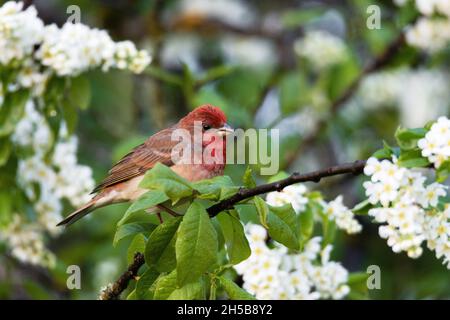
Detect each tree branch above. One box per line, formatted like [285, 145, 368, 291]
[104, 159, 367, 299]
[207, 159, 366, 216]
[99, 252, 144, 300]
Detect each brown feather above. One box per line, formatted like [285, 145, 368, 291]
[91, 127, 177, 193]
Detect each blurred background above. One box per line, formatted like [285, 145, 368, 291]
[1, 0, 450, 299]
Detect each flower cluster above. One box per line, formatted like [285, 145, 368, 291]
[322, 196, 362, 234]
[0, 1, 149, 267]
[266, 184, 361, 234]
[14, 101, 95, 236]
[266, 184, 308, 214]
[294, 30, 348, 71]
[0, 1, 44, 65]
[0, 215, 55, 267]
[235, 224, 350, 300]
[36, 22, 151, 76]
[363, 157, 450, 267]
[0, 1, 151, 77]
[418, 117, 450, 168]
[221, 36, 276, 67]
[355, 69, 450, 128]
[395, 0, 450, 52]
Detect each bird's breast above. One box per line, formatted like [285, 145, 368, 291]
[171, 163, 225, 181]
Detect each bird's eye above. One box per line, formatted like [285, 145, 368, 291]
[202, 124, 211, 130]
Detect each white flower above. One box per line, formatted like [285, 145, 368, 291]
[419, 182, 447, 208]
[418, 117, 450, 168]
[396, 0, 450, 52]
[235, 229, 351, 300]
[365, 156, 450, 267]
[0, 1, 44, 65]
[35, 21, 150, 76]
[246, 224, 267, 243]
[294, 30, 348, 71]
[322, 195, 362, 234]
[266, 184, 308, 214]
[0, 215, 55, 267]
[356, 69, 450, 128]
[363, 180, 399, 207]
[364, 157, 384, 181]
[406, 17, 450, 53]
[14, 101, 95, 232]
[221, 36, 276, 67]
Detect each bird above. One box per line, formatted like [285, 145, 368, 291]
[57, 104, 233, 227]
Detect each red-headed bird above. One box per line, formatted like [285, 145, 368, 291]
[57, 104, 232, 226]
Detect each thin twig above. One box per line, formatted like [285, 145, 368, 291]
[105, 159, 367, 299]
[99, 252, 145, 300]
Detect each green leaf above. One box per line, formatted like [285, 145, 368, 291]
[395, 127, 426, 150]
[253, 196, 269, 228]
[219, 186, 240, 200]
[192, 175, 235, 200]
[152, 270, 178, 300]
[397, 148, 430, 168]
[351, 199, 373, 215]
[136, 267, 159, 299]
[436, 160, 450, 183]
[61, 99, 78, 135]
[0, 137, 11, 167]
[299, 202, 315, 242]
[145, 66, 183, 86]
[126, 289, 137, 300]
[114, 222, 156, 246]
[281, 8, 325, 28]
[322, 216, 336, 247]
[347, 272, 369, 300]
[217, 212, 251, 265]
[242, 166, 256, 188]
[152, 270, 206, 300]
[167, 278, 206, 300]
[371, 141, 394, 159]
[0, 90, 29, 137]
[326, 56, 359, 100]
[127, 234, 146, 265]
[197, 65, 236, 86]
[145, 217, 181, 273]
[176, 202, 218, 286]
[139, 163, 193, 204]
[279, 72, 308, 114]
[118, 190, 169, 226]
[218, 276, 255, 300]
[267, 204, 299, 250]
[68, 75, 91, 110]
[268, 171, 289, 183]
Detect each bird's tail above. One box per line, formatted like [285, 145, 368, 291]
[57, 201, 97, 227]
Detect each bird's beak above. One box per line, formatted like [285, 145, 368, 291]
[217, 123, 234, 136]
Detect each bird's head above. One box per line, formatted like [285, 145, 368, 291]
[177, 105, 232, 169]
[179, 104, 233, 137]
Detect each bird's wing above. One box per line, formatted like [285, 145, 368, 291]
[92, 127, 178, 193]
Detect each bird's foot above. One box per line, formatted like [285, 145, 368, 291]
[156, 212, 164, 224]
[156, 204, 181, 217]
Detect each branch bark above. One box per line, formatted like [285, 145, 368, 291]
[99, 252, 145, 300]
[104, 159, 367, 299]
[207, 159, 366, 216]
